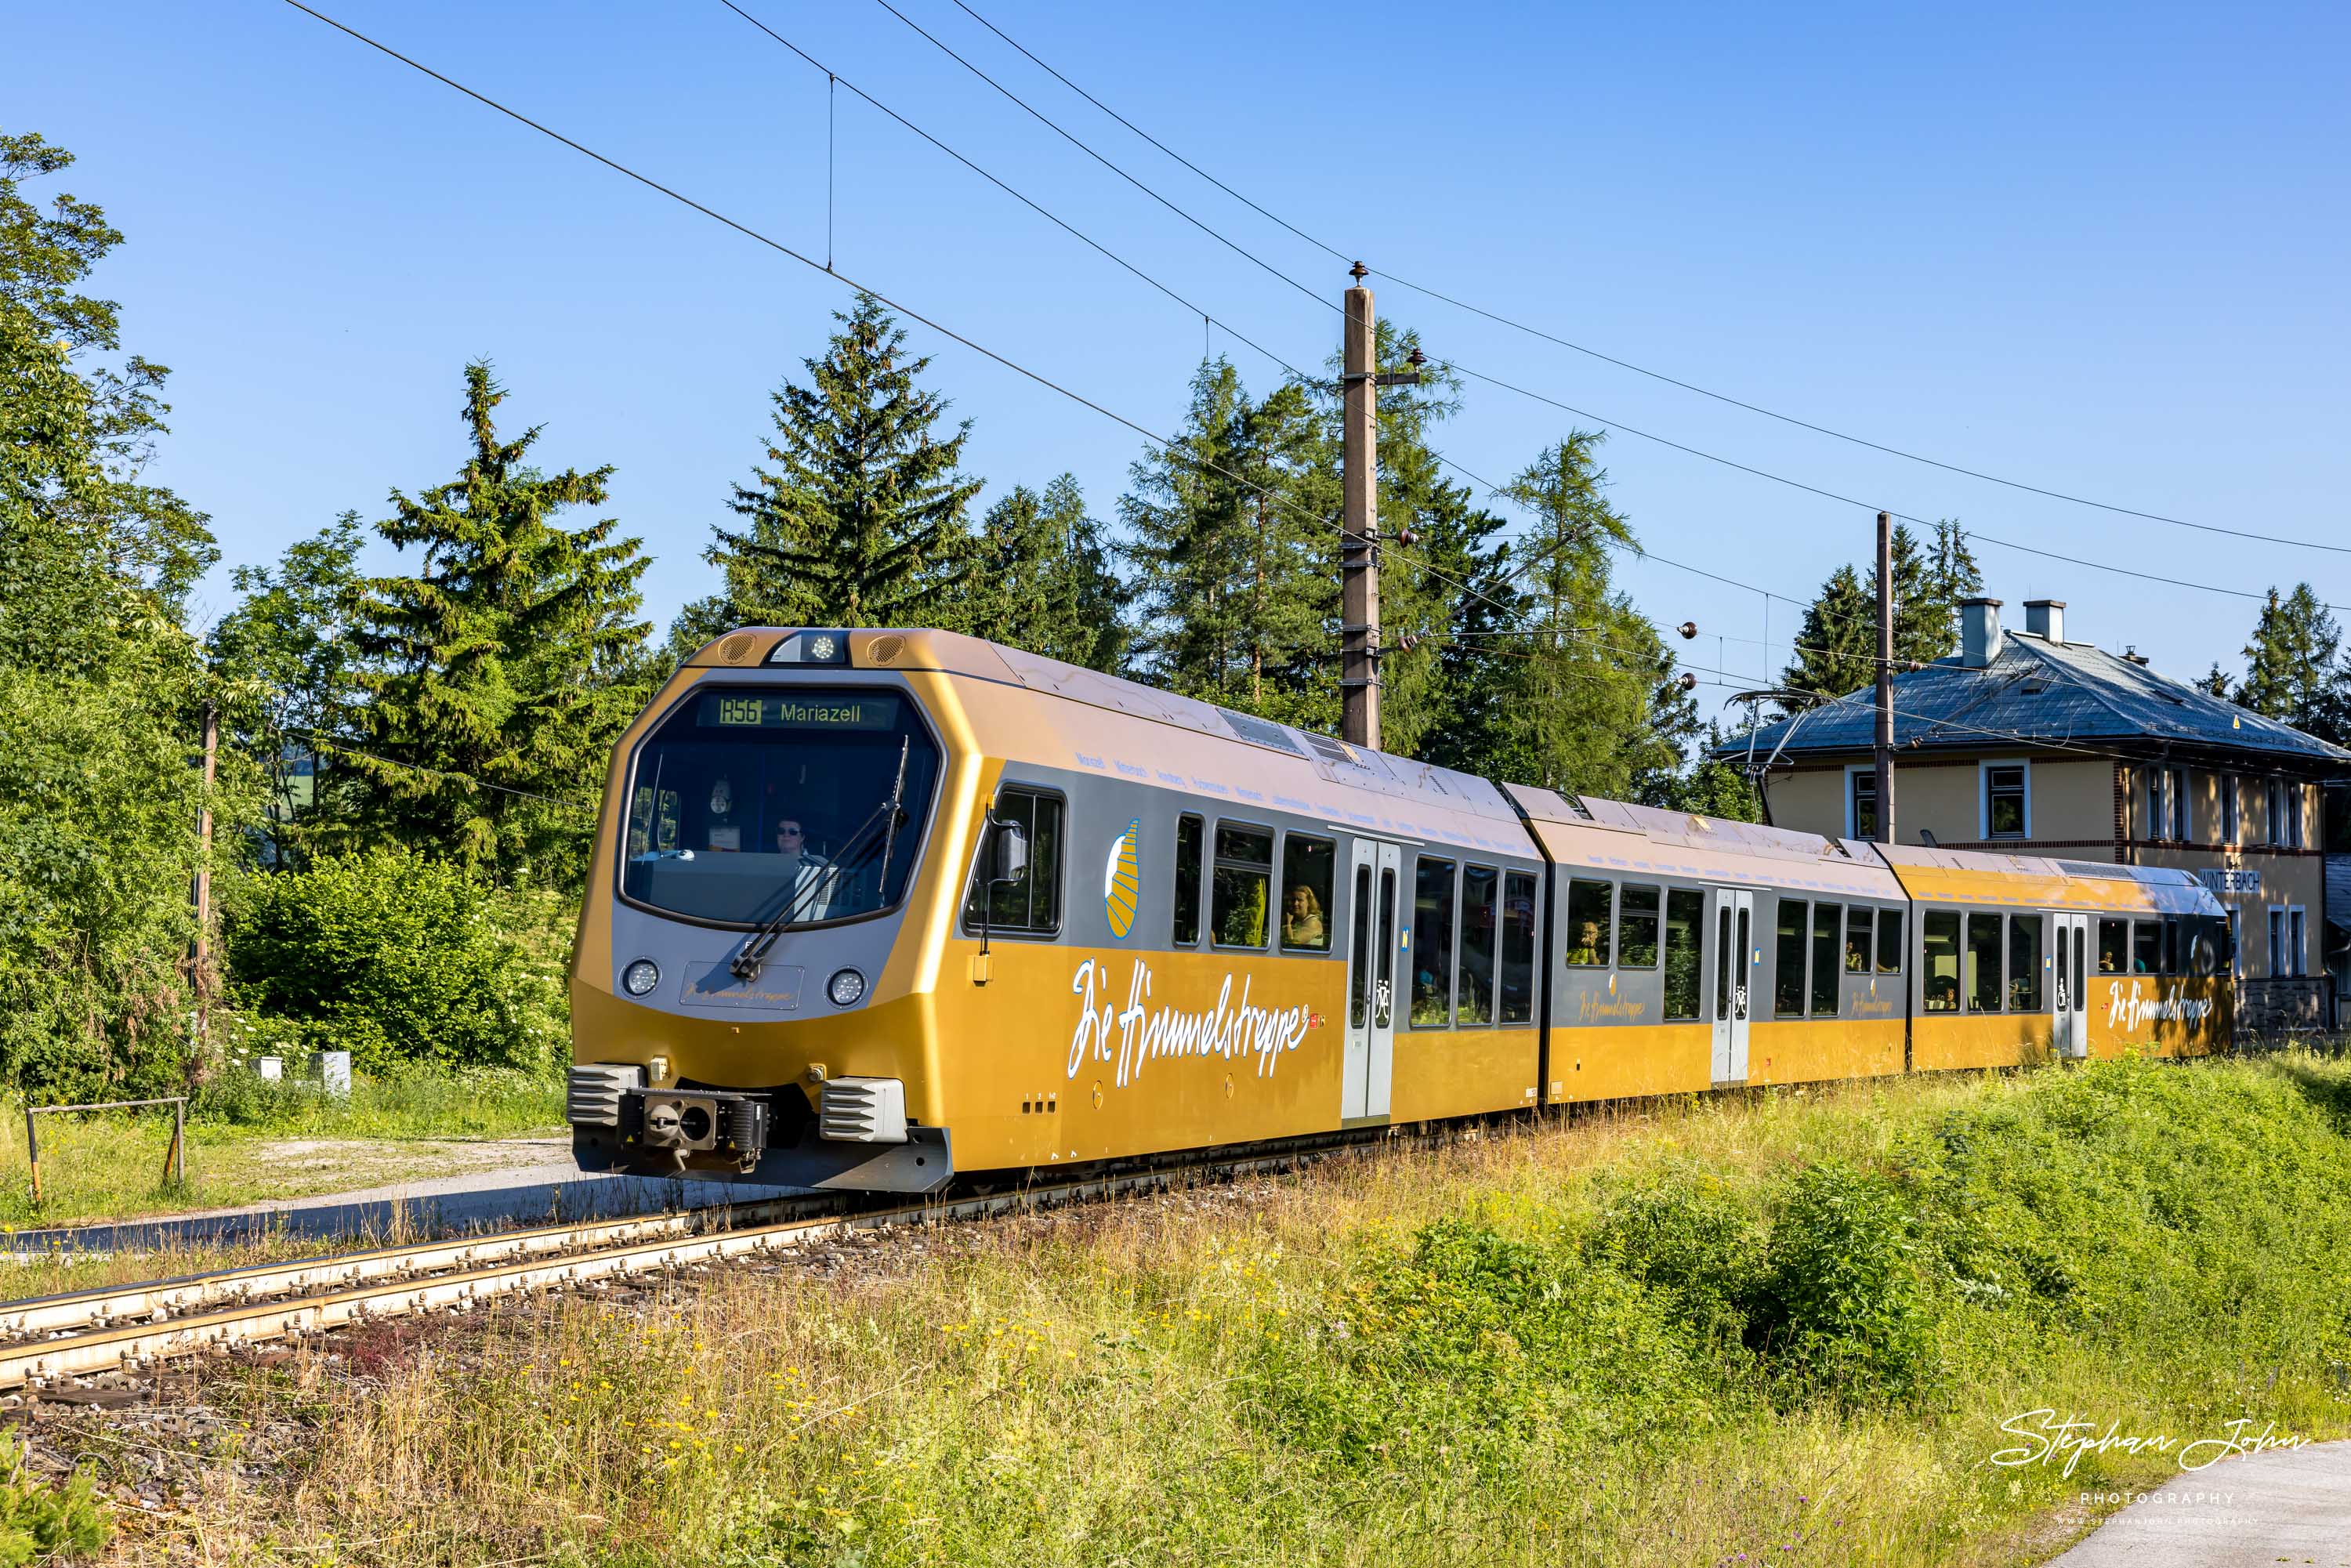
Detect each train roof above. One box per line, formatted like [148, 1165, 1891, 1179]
[1507, 783, 1907, 899]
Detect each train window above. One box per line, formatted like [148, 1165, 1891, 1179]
[1923, 911, 1962, 1012]
[1618, 885, 1661, 969]
[1410, 857, 1457, 1027]
[1172, 815, 1204, 945]
[2161, 915, 2181, 976]
[2188, 915, 2225, 978]
[1211, 824, 1273, 948]
[1716, 906, 1734, 1020]
[1375, 868, 1397, 1030]
[1966, 913, 2003, 1012]
[2097, 918, 2128, 974]
[2009, 914, 2044, 1011]
[2132, 920, 2159, 974]
[1457, 865, 1499, 1024]
[1564, 880, 1613, 966]
[1845, 907, 1874, 976]
[1809, 903, 1842, 1016]
[1663, 889, 1704, 1020]
[961, 790, 1063, 937]
[1877, 908, 1904, 974]
[1349, 864, 1372, 1030]
[1279, 834, 1335, 953]
[1499, 872, 1538, 1025]
[1774, 900, 1807, 1018]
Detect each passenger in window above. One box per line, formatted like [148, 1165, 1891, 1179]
[1566, 919, 1604, 967]
[1283, 884, 1325, 949]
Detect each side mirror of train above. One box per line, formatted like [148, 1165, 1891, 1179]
[989, 819, 1030, 886]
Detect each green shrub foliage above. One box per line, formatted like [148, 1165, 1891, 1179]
[220, 849, 561, 1074]
[0, 1430, 107, 1564]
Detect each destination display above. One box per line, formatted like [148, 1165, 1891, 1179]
[697, 692, 900, 732]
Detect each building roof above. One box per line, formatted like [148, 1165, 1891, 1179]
[1719, 628, 2351, 773]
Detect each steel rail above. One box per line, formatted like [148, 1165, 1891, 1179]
[0, 1138, 1374, 1392]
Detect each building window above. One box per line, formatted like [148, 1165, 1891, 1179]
[2263, 779, 2284, 847]
[1922, 910, 1962, 1012]
[1279, 834, 1335, 952]
[2271, 906, 2306, 978]
[1850, 768, 1878, 842]
[1563, 880, 1612, 966]
[1499, 873, 1538, 1024]
[1455, 864, 1498, 1023]
[1775, 900, 1807, 1018]
[2145, 766, 2188, 842]
[962, 790, 1063, 936]
[1663, 889, 1704, 1021]
[2291, 907, 2307, 976]
[1210, 824, 1273, 949]
[2222, 776, 2241, 845]
[1410, 856, 1457, 1027]
[2284, 784, 2305, 849]
[1983, 762, 2029, 838]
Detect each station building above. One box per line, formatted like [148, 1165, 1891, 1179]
[1725, 596, 2348, 1033]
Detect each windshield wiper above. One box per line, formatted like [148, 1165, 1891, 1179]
[730, 738, 911, 983]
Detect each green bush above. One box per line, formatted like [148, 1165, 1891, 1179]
[219, 848, 567, 1076]
[0, 1429, 107, 1563]
[1751, 1160, 1936, 1400]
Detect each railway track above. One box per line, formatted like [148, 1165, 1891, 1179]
[0, 1135, 1394, 1396]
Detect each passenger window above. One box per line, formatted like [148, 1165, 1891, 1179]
[1877, 908, 1904, 974]
[1172, 815, 1203, 944]
[1280, 833, 1335, 952]
[1564, 880, 1612, 967]
[1967, 912, 2003, 1012]
[1809, 902, 1842, 1016]
[1923, 911, 1962, 1012]
[2161, 916, 2181, 975]
[1348, 864, 1372, 1029]
[1846, 906, 1874, 976]
[961, 790, 1063, 936]
[1411, 856, 1457, 1027]
[2133, 920, 2160, 974]
[2097, 918, 2128, 974]
[1456, 865, 1498, 1024]
[1774, 899, 1807, 1018]
[1499, 872, 1538, 1024]
[2009, 914, 2043, 1011]
[1663, 889, 1704, 1020]
[1618, 885, 1661, 969]
[1211, 824, 1273, 948]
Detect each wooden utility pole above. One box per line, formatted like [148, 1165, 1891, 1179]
[1873, 510, 1896, 843]
[1340, 266, 1379, 751]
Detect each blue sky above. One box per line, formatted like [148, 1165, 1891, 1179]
[19, 1, 2349, 712]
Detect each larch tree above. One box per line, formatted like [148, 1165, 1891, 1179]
[699, 293, 982, 636]
[346, 361, 650, 882]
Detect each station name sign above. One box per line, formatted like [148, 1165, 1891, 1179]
[2197, 868, 2261, 896]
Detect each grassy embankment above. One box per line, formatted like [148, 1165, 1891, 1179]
[0, 1069, 565, 1233]
[82, 1051, 2351, 1566]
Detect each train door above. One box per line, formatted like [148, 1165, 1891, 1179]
[1342, 840, 1403, 1123]
[1711, 888, 1755, 1084]
[2052, 911, 2090, 1058]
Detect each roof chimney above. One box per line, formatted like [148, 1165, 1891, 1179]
[1959, 596, 2003, 668]
[2023, 598, 2065, 643]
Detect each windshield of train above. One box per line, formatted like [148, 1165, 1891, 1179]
[621, 688, 940, 926]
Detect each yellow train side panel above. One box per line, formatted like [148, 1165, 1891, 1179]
[1746, 1016, 1907, 1086]
[1913, 1011, 2053, 1071]
[1389, 1024, 1539, 1123]
[1552, 1023, 1714, 1103]
[2087, 975, 2228, 1059]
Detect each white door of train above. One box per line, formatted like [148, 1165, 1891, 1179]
[1342, 840, 1403, 1123]
[1711, 889, 1755, 1084]
[2052, 911, 2090, 1059]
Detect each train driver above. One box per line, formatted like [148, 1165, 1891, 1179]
[772, 817, 837, 922]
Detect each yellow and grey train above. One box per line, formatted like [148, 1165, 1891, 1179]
[566, 627, 2232, 1192]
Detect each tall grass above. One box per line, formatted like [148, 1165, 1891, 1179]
[125, 1054, 2351, 1566]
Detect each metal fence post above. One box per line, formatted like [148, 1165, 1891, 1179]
[24, 1106, 38, 1208]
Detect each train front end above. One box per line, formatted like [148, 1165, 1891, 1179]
[566, 628, 975, 1193]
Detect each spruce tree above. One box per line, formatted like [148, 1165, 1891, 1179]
[2234, 584, 2346, 744]
[1781, 563, 1878, 701]
[705, 293, 981, 631]
[347, 362, 650, 881]
[969, 474, 1128, 669]
[1921, 517, 1983, 643]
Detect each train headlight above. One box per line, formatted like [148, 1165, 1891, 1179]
[622, 958, 661, 998]
[806, 632, 839, 661]
[827, 968, 867, 1008]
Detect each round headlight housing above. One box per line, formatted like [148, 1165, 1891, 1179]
[622, 958, 661, 998]
[826, 967, 867, 1008]
[807, 632, 839, 661]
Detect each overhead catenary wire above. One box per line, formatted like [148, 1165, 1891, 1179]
[933, 0, 2347, 559]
